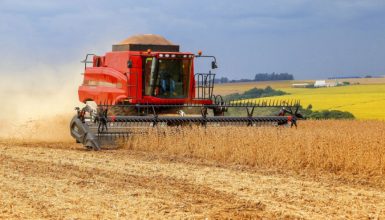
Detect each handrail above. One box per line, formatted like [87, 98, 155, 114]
[194, 72, 216, 100]
[81, 53, 95, 70]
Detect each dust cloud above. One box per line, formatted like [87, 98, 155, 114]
[0, 64, 84, 142]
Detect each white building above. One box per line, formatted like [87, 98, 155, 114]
[314, 80, 338, 87]
[314, 80, 327, 87]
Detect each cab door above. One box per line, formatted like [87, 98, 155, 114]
[127, 55, 143, 101]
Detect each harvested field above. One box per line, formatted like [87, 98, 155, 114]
[1, 120, 385, 219]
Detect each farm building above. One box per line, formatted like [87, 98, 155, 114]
[314, 80, 339, 87]
[314, 80, 327, 87]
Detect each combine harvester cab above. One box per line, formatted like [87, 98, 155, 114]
[70, 34, 302, 150]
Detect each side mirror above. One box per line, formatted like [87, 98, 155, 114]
[211, 61, 218, 69]
[127, 60, 133, 68]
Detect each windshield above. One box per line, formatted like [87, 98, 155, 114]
[143, 57, 191, 98]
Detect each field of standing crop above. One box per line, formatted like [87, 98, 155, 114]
[125, 120, 385, 183]
[257, 84, 385, 120]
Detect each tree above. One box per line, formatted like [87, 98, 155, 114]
[254, 73, 294, 81]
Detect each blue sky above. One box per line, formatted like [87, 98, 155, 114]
[1, 0, 385, 79]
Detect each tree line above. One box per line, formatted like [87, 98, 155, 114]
[214, 72, 294, 84]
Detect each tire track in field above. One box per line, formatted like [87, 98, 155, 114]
[2, 142, 385, 219]
[0, 151, 270, 219]
[326, 97, 385, 110]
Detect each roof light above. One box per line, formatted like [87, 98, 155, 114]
[171, 54, 176, 58]
[159, 54, 164, 57]
[165, 54, 170, 58]
[183, 55, 187, 58]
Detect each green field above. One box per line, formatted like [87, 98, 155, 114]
[215, 79, 385, 120]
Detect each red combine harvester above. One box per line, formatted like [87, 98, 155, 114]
[70, 34, 302, 150]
